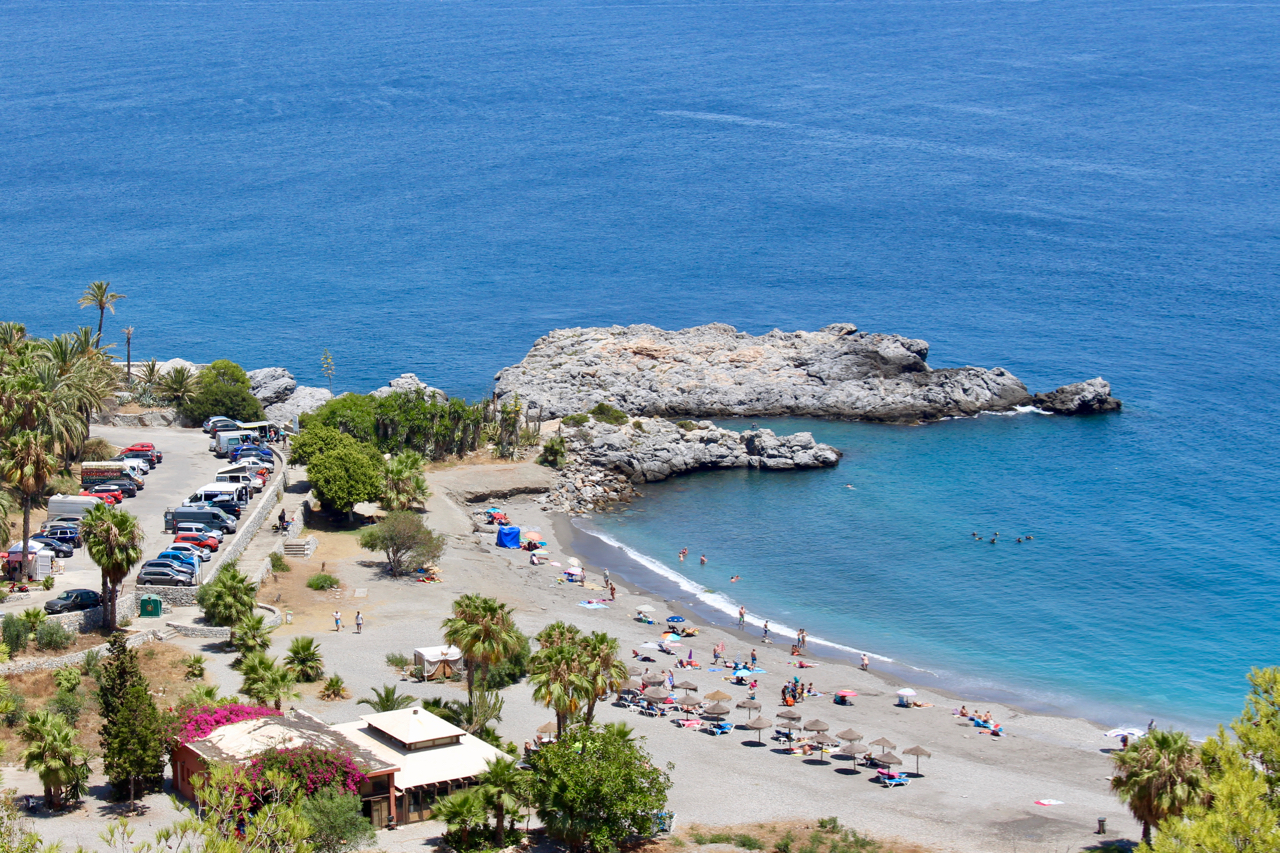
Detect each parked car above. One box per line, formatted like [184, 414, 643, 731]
[117, 449, 157, 466]
[87, 482, 130, 501]
[204, 417, 239, 434]
[174, 522, 224, 542]
[122, 443, 162, 463]
[102, 479, 138, 498]
[29, 537, 73, 558]
[44, 589, 101, 614]
[205, 500, 243, 519]
[141, 559, 196, 577]
[174, 532, 219, 551]
[166, 542, 211, 562]
[43, 516, 83, 529]
[81, 487, 122, 504]
[155, 550, 200, 572]
[109, 454, 150, 473]
[137, 567, 195, 587]
[39, 525, 82, 548]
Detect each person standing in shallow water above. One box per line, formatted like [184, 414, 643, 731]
[738, 606, 746, 629]
[860, 653, 869, 671]
[762, 621, 770, 640]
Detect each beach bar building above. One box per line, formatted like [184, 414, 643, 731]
[171, 707, 503, 827]
[332, 708, 507, 825]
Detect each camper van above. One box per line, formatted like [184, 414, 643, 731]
[46, 494, 105, 520]
[215, 471, 261, 492]
[164, 506, 237, 534]
[185, 483, 250, 507]
[213, 430, 257, 458]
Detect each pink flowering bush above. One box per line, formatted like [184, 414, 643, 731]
[174, 703, 282, 747]
[247, 745, 367, 796]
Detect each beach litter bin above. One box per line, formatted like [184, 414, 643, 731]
[139, 595, 162, 619]
[285, 609, 293, 624]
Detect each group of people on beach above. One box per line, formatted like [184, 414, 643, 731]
[956, 706, 1004, 736]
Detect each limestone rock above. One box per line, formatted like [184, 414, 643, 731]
[495, 324, 1045, 423]
[156, 357, 199, 375]
[247, 367, 297, 405]
[265, 386, 333, 425]
[1033, 378, 1122, 415]
[369, 373, 447, 400]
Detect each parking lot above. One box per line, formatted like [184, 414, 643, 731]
[1, 425, 273, 615]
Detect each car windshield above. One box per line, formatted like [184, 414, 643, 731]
[56, 593, 74, 601]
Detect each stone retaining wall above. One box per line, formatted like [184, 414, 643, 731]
[208, 466, 286, 575]
[0, 628, 164, 676]
[40, 592, 139, 634]
[164, 603, 282, 640]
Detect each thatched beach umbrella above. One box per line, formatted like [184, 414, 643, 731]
[674, 680, 699, 693]
[745, 716, 773, 742]
[703, 702, 732, 720]
[903, 745, 933, 775]
[677, 695, 703, 716]
[812, 733, 840, 763]
[777, 708, 801, 721]
[803, 719, 830, 733]
[620, 679, 642, 692]
[869, 736, 897, 754]
[878, 752, 903, 767]
[643, 687, 670, 702]
[776, 719, 801, 741]
[705, 689, 732, 702]
[642, 673, 666, 686]
[628, 665, 643, 676]
[537, 721, 557, 735]
[736, 699, 762, 717]
[836, 728, 863, 742]
[837, 742, 867, 757]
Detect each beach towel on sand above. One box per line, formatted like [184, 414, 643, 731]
[578, 601, 609, 609]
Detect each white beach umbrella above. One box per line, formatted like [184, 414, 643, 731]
[636, 605, 655, 613]
[568, 557, 582, 567]
[896, 688, 917, 697]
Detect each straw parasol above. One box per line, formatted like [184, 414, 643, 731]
[744, 716, 773, 742]
[836, 728, 863, 742]
[777, 708, 801, 721]
[736, 699, 762, 717]
[627, 665, 643, 676]
[703, 702, 731, 720]
[869, 736, 897, 754]
[677, 694, 703, 708]
[903, 745, 933, 775]
[642, 673, 666, 686]
[620, 679, 642, 692]
[674, 680, 699, 693]
[878, 752, 903, 767]
[705, 689, 733, 702]
[803, 719, 830, 733]
[537, 721, 558, 735]
[811, 733, 840, 762]
[643, 687, 670, 702]
[837, 742, 867, 757]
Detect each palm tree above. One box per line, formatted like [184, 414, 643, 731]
[431, 788, 488, 849]
[578, 632, 627, 725]
[284, 636, 324, 682]
[442, 595, 524, 704]
[159, 365, 197, 408]
[79, 503, 143, 630]
[381, 450, 430, 511]
[0, 431, 60, 579]
[1111, 729, 1209, 844]
[357, 684, 416, 713]
[77, 281, 125, 340]
[137, 359, 162, 392]
[195, 566, 257, 627]
[237, 651, 298, 709]
[231, 613, 275, 665]
[529, 644, 588, 738]
[477, 756, 526, 846]
[537, 777, 589, 853]
[535, 621, 582, 649]
[122, 327, 134, 384]
[20, 710, 89, 809]
[183, 684, 221, 706]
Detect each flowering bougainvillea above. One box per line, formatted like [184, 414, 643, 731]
[247, 745, 367, 796]
[175, 704, 282, 747]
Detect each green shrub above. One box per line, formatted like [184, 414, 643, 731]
[478, 629, 530, 690]
[3, 693, 26, 727]
[775, 831, 795, 853]
[320, 675, 348, 701]
[561, 413, 589, 427]
[81, 649, 102, 679]
[47, 689, 83, 726]
[41, 576, 54, 591]
[410, 665, 425, 682]
[53, 667, 81, 693]
[307, 573, 340, 591]
[632, 420, 646, 432]
[385, 652, 410, 669]
[2, 615, 29, 654]
[0, 590, 8, 604]
[588, 402, 629, 425]
[81, 437, 118, 461]
[735, 836, 764, 851]
[184, 654, 207, 680]
[536, 435, 568, 469]
[20, 608, 47, 633]
[676, 420, 697, 431]
[35, 621, 73, 651]
[269, 552, 291, 573]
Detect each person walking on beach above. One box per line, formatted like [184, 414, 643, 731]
[738, 606, 746, 630]
[609, 582, 616, 601]
[333, 611, 342, 632]
[603, 567, 610, 587]
[750, 649, 757, 669]
[762, 621, 769, 640]
[860, 653, 869, 671]
[355, 611, 364, 634]
[748, 679, 757, 699]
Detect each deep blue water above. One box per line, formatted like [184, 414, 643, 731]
[2, 0, 1277, 729]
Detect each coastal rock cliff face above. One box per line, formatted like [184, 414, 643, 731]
[370, 373, 447, 400]
[247, 367, 297, 406]
[495, 323, 1120, 423]
[1033, 378, 1122, 415]
[543, 415, 841, 513]
[264, 386, 333, 425]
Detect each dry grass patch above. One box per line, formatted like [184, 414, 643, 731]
[650, 820, 934, 853]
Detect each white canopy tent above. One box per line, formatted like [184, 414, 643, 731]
[413, 645, 463, 681]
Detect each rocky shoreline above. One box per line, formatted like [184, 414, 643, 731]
[537, 415, 841, 514]
[494, 322, 1122, 423]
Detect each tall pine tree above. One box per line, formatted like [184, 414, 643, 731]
[97, 633, 165, 807]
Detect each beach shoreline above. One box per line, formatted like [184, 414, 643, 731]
[421, 463, 1141, 853]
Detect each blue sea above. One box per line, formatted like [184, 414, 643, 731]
[2, 0, 1277, 732]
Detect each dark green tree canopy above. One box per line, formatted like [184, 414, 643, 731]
[177, 358, 263, 424]
[358, 511, 445, 576]
[98, 633, 165, 802]
[308, 445, 384, 512]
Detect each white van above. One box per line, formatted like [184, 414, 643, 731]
[215, 472, 259, 492]
[213, 431, 256, 458]
[46, 494, 105, 519]
[185, 483, 249, 507]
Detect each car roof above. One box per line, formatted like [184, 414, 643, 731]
[65, 589, 96, 595]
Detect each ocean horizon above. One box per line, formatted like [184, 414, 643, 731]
[3, 0, 1277, 733]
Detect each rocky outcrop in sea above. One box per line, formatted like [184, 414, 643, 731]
[541, 415, 841, 514]
[494, 323, 1121, 424]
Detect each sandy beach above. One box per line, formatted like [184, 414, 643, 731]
[242, 459, 1138, 853]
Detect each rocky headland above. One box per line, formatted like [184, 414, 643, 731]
[540, 415, 841, 514]
[494, 323, 1121, 423]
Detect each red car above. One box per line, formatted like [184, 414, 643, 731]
[174, 532, 219, 551]
[123, 443, 162, 463]
[80, 490, 119, 505]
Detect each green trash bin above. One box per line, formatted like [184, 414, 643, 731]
[139, 595, 162, 619]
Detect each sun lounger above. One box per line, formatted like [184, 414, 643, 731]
[881, 775, 910, 787]
[707, 722, 733, 736]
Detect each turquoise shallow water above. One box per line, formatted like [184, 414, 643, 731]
[1, 0, 1278, 730]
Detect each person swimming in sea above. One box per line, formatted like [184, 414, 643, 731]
[730, 575, 740, 582]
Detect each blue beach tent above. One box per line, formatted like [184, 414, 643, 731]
[496, 526, 521, 549]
